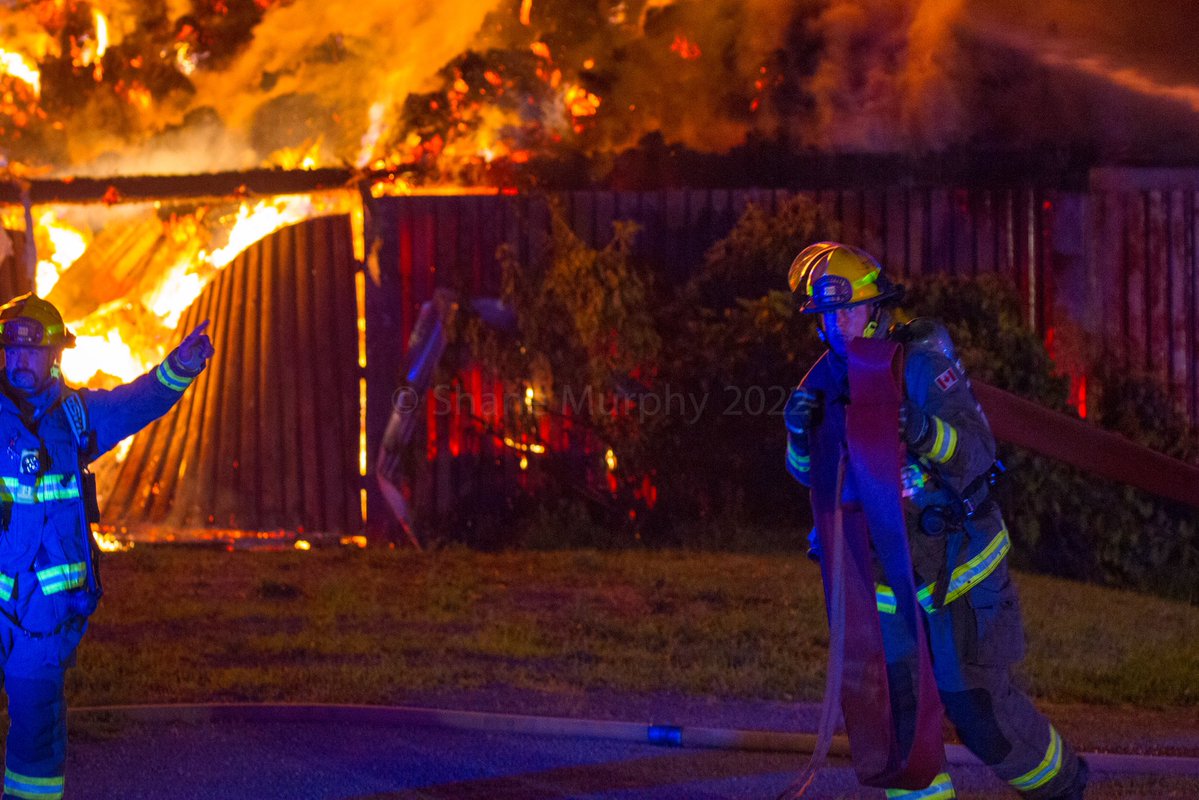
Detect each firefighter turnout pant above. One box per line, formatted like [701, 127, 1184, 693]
[878, 569, 1087, 799]
[0, 572, 87, 800]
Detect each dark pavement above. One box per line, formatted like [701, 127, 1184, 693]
[58, 704, 1199, 799]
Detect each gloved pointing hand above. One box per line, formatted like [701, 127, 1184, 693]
[172, 319, 215, 375]
[784, 387, 823, 436]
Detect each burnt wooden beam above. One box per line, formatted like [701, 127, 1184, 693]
[0, 168, 366, 205]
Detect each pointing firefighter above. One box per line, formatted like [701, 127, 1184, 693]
[783, 243, 1088, 799]
[0, 294, 212, 800]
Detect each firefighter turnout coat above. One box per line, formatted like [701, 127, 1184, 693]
[0, 353, 201, 800]
[785, 319, 1086, 800]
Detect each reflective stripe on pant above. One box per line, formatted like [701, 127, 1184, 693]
[880, 580, 1084, 799]
[3, 676, 66, 800]
[938, 666, 1083, 798]
[0, 572, 86, 800]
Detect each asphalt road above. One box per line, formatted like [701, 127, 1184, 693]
[58, 705, 1199, 800]
[64, 716, 972, 800]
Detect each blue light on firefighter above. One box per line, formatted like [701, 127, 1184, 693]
[646, 724, 683, 747]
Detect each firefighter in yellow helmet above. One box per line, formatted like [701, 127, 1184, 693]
[783, 244, 1088, 799]
[0, 293, 213, 800]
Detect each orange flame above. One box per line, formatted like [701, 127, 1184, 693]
[564, 84, 601, 118]
[0, 49, 41, 97]
[34, 212, 89, 296]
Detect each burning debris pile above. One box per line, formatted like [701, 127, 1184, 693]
[4, 0, 1199, 185]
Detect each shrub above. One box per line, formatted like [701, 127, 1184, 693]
[644, 194, 839, 539]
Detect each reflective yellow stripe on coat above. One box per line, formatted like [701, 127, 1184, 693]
[35, 562, 88, 596]
[876, 526, 1011, 614]
[0, 475, 82, 504]
[156, 360, 193, 392]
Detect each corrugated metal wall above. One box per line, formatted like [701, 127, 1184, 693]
[98, 215, 361, 535]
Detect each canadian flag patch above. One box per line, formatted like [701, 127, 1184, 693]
[935, 367, 959, 391]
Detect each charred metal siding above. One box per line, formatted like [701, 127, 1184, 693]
[98, 215, 360, 535]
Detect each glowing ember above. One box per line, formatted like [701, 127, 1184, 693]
[125, 84, 153, 111]
[174, 42, 198, 76]
[270, 142, 322, 170]
[0, 49, 40, 97]
[502, 436, 545, 455]
[564, 85, 601, 117]
[670, 35, 702, 61]
[93, 531, 133, 553]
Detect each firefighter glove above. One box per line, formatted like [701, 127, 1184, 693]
[901, 399, 930, 447]
[172, 319, 215, 375]
[784, 387, 823, 436]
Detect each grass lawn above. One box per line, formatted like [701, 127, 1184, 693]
[67, 545, 1198, 720]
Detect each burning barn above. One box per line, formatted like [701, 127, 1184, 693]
[1, 0, 1198, 545]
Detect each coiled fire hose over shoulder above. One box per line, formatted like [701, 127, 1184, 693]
[780, 338, 944, 798]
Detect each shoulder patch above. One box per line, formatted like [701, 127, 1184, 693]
[934, 367, 959, 392]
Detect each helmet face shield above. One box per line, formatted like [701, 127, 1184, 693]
[788, 241, 900, 314]
[811, 273, 856, 309]
[0, 317, 47, 347]
[0, 293, 74, 349]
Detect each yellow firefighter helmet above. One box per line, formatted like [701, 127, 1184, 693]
[788, 241, 901, 313]
[0, 293, 75, 348]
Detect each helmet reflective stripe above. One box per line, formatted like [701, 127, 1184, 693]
[852, 269, 880, 289]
